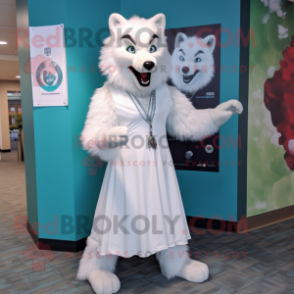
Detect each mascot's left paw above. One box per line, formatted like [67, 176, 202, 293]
[178, 260, 209, 283]
[210, 100, 243, 128]
[227, 100, 243, 114]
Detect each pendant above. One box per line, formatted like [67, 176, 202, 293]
[147, 119, 157, 149]
[148, 135, 157, 150]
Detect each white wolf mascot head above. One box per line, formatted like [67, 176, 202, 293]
[170, 32, 216, 95]
[99, 13, 171, 97]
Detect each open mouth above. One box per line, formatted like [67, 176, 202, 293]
[183, 70, 199, 84]
[129, 66, 151, 87]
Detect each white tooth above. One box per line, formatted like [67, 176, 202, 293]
[288, 139, 294, 156]
[141, 79, 149, 85]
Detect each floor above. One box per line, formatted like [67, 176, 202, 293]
[1, 151, 294, 294]
[10, 139, 18, 152]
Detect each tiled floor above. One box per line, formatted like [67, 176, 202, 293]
[1, 152, 294, 294]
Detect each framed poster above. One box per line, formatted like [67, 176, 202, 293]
[166, 24, 221, 172]
[29, 24, 68, 107]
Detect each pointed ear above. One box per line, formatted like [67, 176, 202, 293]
[109, 13, 127, 34]
[202, 35, 216, 52]
[175, 32, 188, 48]
[149, 13, 166, 31]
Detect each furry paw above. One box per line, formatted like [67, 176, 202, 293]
[210, 100, 243, 127]
[88, 269, 121, 294]
[228, 100, 243, 114]
[178, 260, 209, 283]
[216, 100, 243, 114]
[100, 126, 129, 148]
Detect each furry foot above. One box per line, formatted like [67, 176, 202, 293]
[88, 269, 121, 294]
[178, 260, 209, 283]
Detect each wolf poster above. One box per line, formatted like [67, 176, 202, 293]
[166, 24, 221, 172]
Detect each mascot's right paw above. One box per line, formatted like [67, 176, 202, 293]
[178, 260, 209, 283]
[106, 126, 129, 147]
[88, 269, 121, 294]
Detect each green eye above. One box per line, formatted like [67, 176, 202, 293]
[126, 45, 136, 54]
[150, 45, 157, 53]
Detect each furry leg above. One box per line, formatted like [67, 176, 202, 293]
[156, 245, 209, 283]
[77, 237, 120, 294]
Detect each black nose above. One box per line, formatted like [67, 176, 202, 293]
[143, 61, 155, 71]
[182, 66, 189, 74]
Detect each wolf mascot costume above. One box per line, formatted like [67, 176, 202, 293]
[77, 13, 243, 294]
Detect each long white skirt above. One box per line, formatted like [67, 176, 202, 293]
[90, 84, 191, 258]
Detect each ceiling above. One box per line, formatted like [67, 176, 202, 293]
[0, 0, 20, 81]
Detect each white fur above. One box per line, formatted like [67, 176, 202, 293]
[81, 84, 123, 162]
[156, 245, 209, 282]
[99, 13, 171, 98]
[88, 270, 120, 294]
[171, 33, 215, 94]
[156, 245, 189, 279]
[166, 85, 219, 141]
[79, 13, 243, 291]
[178, 259, 209, 283]
[77, 237, 120, 294]
[209, 99, 243, 128]
[77, 237, 118, 280]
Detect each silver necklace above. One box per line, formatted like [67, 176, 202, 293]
[127, 90, 157, 149]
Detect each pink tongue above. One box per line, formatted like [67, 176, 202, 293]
[140, 73, 148, 82]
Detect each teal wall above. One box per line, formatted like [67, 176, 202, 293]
[26, 0, 120, 241]
[19, 0, 242, 242]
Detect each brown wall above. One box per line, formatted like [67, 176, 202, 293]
[0, 80, 21, 151]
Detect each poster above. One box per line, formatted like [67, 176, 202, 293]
[166, 24, 221, 172]
[29, 24, 68, 107]
[247, 0, 294, 217]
